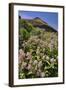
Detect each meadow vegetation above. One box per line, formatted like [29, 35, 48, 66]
[18, 19, 58, 79]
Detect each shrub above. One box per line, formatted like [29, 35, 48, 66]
[20, 28, 30, 40]
[19, 19, 34, 32]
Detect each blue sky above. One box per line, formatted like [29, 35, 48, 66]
[19, 11, 58, 30]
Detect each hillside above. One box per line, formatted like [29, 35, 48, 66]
[18, 16, 58, 79]
[19, 16, 57, 32]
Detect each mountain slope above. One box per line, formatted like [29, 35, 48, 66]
[19, 16, 57, 32]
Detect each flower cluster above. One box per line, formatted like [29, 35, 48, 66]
[19, 33, 58, 79]
[19, 21, 58, 79]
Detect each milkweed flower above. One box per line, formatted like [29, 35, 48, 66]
[50, 58, 54, 63]
[36, 47, 40, 54]
[33, 60, 38, 65]
[37, 56, 40, 61]
[20, 61, 27, 70]
[36, 69, 41, 77]
[26, 52, 32, 60]
[27, 64, 32, 70]
[40, 72, 45, 78]
[46, 56, 49, 60]
[29, 59, 33, 64]
[18, 49, 25, 64]
[36, 71, 40, 77]
[34, 65, 38, 71]
[38, 61, 42, 68]
[42, 56, 45, 60]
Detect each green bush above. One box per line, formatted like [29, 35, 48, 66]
[20, 28, 30, 40]
[26, 23, 34, 32]
[19, 19, 34, 32]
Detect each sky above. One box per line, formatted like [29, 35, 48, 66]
[19, 11, 58, 30]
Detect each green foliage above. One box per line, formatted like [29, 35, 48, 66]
[19, 19, 28, 28]
[18, 18, 58, 79]
[26, 23, 34, 32]
[20, 28, 30, 40]
[19, 19, 34, 32]
[30, 28, 42, 36]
